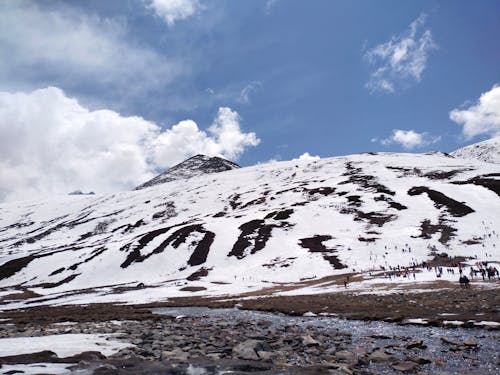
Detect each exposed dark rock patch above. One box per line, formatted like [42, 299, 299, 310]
[152, 201, 176, 220]
[265, 209, 294, 220]
[228, 216, 292, 259]
[213, 211, 226, 218]
[299, 235, 333, 253]
[262, 257, 297, 269]
[413, 219, 456, 244]
[240, 196, 266, 209]
[407, 186, 474, 217]
[305, 187, 336, 196]
[339, 208, 396, 227]
[461, 239, 482, 245]
[179, 286, 207, 292]
[121, 224, 215, 268]
[0, 255, 36, 280]
[49, 267, 65, 276]
[186, 267, 211, 281]
[34, 274, 80, 289]
[113, 219, 146, 234]
[423, 169, 472, 180]
[358, 236, 378, 242]
[119, 222, 191, 254]
[228, 220, 274, 259]
[341, 162, 395, 195]
[346, 195, 362, 207]
[298, 235, 347, 269]
[274, 187, 303, 195]
[68, 247, 107, 271]
[426, 254, 470, 267]
[452, 176, 500, 197]
[228, 194, 241, 210]
[386, 166, 422, 178]
[374, 194, 408, 210]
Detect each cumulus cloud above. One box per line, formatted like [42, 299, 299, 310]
[294, 152, 320, 161]
[145, 0, 201, 26]
[0, 2, 183, 102]
[364, 14, 437, 93]
[376, 129, 441, 150]
[449, 85, 500, 139]
[237, 81, 262, 104]
[0, 87, 259, 202]
[153, 107, 260, 168]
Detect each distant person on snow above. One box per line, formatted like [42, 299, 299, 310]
[459, 275, 470, 288]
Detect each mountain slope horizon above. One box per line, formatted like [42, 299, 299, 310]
[451, 136, 500, 164]
[0, 144, 499, 309]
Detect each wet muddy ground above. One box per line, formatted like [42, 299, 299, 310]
[0, 287, 498, 374]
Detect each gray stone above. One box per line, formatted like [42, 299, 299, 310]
[301, 335, 320, 346]
[406, 340, 425, 349]
[391, 361, 420, 372]
[232, 339, 270, 361]
[407, 355, 431, 365]
[257, 350, 273, 361]
[368, 350, 394, 362]
[161, 348, 189, 361]
[335, 350, 355, 362]
[440, 337, 459, 346]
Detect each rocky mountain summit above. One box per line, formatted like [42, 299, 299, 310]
[135, 154, 240, 190]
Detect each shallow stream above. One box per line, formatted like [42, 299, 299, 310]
[153, 306, 499, 374]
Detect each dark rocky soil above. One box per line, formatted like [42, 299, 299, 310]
[149, 286, 500, 326]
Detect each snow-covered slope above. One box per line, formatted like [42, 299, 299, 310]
[0, 152, 499, 306]
[451, 136, 500, 164]
[135, 154, 240, 190]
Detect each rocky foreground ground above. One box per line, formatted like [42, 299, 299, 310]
[0, 286, 499, 374]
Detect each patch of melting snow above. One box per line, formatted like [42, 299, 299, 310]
[0, 363, 73, 375]
[403, 318, 429, 325]
[475, 321, 500, 327]
[443, 320, 464, 326]
[303, 311, 317, 317]
[53, 321, 77, 326]
[187, 364, 209, 375]
[0, 333, 134, 357]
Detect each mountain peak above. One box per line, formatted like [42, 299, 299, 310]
[451, 137, 500, 164]
[135, 154, 240, 190]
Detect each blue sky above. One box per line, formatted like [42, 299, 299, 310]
[0, 0, 499, 201]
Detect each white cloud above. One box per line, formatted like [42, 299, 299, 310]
[0, 87, 259, 202]
[364, 14, 437, 93]
[237, 81, 262, 104]
[153, 107, 260, 168]
[294, 152, 320, 161]
[449, 85, 500, 139]
[378, 129, 440, 150]
[0, 2, 183, 101]
[146, 0, 201, 26]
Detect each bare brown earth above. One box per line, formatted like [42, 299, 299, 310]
[1, 282, 498, 327]
[148, 286, 500, 327]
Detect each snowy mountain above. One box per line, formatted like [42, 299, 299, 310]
[0, 151, 499, 308]
[451, 136, 500, 164]
[135, 154, 240, 190]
